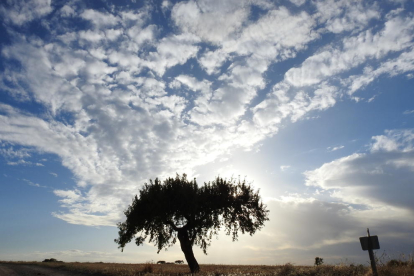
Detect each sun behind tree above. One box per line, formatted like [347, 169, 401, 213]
[115, 174, 269, 273]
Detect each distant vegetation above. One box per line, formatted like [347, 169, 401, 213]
[1, 260, 413, 275]
[42, 258, 63, 263]
[314, 257, 323, 266]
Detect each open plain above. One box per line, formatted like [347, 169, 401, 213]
[0, 261, 413, 276]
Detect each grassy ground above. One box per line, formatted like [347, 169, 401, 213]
[1, 260, 413, 275]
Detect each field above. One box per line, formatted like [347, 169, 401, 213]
[1, 261, 413, 276]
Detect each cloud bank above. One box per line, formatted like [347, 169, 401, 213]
[0, 0, 413, 233]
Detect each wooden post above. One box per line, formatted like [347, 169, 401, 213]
[367, 228, 378, 276]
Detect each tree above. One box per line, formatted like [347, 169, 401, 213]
[115, 174, 269, 273]
[315, 257, 324, 266]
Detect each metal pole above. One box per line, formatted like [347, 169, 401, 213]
[367, 228, 378, 276]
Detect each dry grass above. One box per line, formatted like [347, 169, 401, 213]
[1, 260, 413, 275]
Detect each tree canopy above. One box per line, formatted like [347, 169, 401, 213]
[115, 174, 269, 273]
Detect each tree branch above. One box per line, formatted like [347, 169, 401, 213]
[166, 220, 179, 231]
[190, 230, 197, 244]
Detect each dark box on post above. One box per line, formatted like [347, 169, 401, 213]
[359, 236, 380, 251]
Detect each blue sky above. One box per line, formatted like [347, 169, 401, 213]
[1, 0, 414, 266]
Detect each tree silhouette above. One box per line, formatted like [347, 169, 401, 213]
[115, 174, 269, 273]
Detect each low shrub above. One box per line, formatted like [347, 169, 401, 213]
[141, 262, 154, 274]
[42, 258, 63, 263]
[278, 262, 297, 276]
[387, 259, 409, 267]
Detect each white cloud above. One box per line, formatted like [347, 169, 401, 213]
[252, 82, 337, 134]
[224, 7, 319, 60]
[0, 144, 49, 167]
[259, 195, 414, 259]
[371, 129, 414, 152]
[1, 1, 413, 232]
[305, 129, 414, 211]
[60, 5, 76, 17]
[1, 38, 86, 114]
[79, 30, 105, 42]
[80, 9, 119, 28]
[53, 189, 85, 207]
[23, 178, 47, 188]
[0, 144, 31, 159]
[179, 2, 319, 79]
[327, 145, 344, 152]
[188, 56, 271, 126]
[183, 6, 322, 130]
[174, 5, 322, 129]
[173, 75, 212, 93]
[367, 95, 377, 103]
[290, 0, 306, 6]
[346, 49, 414, 95]
[259, 131, 414, 254]
[145, 33, 201, 76]
[313, 0, 380, 34]
[198, 49, 228, 75]
[7, 160, 30, 166]
[280, 165, 291, 171]
[0, 0, 52, 26]
[263, 198, 358, 250]
[187, 4, 322, 127]
[161, 1, 172, 13]
[127, 24, 156, 46]
[171, 0, 249, 44]
[286, 12, 414, 87]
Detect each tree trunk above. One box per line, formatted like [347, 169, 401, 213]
[177, 229, 200, 273]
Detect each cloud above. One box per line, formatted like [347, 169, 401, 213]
[0, 1, 413, 229]
[161, 1, 172, 13]
[367, 95, 377, 103]
[198, 49, 228, 75]
[292, 130, 414, 256]
[290, 0, 306, 6]
[189, 56, 270, 126]
[145, 33, 201, 76]
[313, 0, 380, 34]
[346, 49, 414, 95]
[252, 82, 337, 134]
[60, 5, 76, 18]
[285, 11, 414, 87]
[184, 5, 321, 128]
[54, 189, 84, 205]
[260, 193, 414, 260]
[224, 6, 319, 60]
[0, 0, 52, 26]
[327, 145, 344, 152]
[0, 143, 31, 159]
[305, 129, 414, 212]
[80, 9, 119, 28]
[0, 143, 48, 166]
[171, 0, 250, 44]
[263, 198, 358, 250]
[23, 178, 47, 188]
[280, 165, 291, 172]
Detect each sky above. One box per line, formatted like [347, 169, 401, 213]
[0, 0, 414, 266]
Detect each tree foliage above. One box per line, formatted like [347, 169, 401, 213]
[315, 257, 324, 266]
[115, 174, 269, 272]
